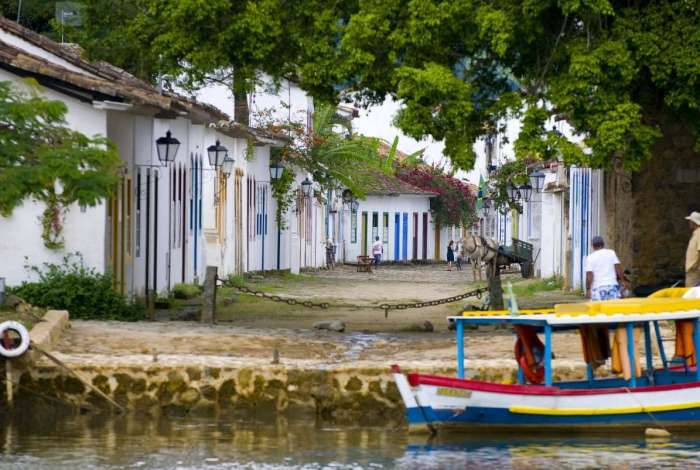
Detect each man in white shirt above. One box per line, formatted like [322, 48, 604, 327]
[371, 236, 383, 267]
[585, 236, 628, 301]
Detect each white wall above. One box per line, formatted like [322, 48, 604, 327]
[0, 70, 108, 286]
[344, 195, 434, 262]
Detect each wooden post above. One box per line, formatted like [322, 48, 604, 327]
[4, 360, 12, 407]
[201, 266, 218, 324]
[487, 263, 504, 310]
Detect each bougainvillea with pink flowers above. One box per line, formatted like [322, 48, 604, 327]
[397, 166, 477, 228]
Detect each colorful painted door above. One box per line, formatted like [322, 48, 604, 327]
[394, 213, 400, 260]
[107, 173, 132, 295]
[402, 212, 408, 261]
[361, 212, 368, 256]
[422, 212, 428, 260]
[412, 212, 418, 260]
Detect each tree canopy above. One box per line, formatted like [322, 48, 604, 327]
[66, 1, 700, 171]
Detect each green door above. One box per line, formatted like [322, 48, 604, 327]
[361, 212, 368, 256]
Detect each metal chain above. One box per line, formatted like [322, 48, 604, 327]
[376, 287, 488, 318]
[220, 278, 488, 318]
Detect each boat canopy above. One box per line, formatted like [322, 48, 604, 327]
[449, 289, 700, 386]
[450, 297, 700, 326]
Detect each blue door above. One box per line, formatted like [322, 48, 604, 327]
[394, 213, 400, 260]
[402, 212, 408, 261]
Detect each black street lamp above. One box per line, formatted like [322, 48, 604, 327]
[207, 140, 228, 168]
[156, 130, 180, 164]
[506, 183, 520, 203]
[221, 155, 235, 178]
[519, 183, 533, 203]
[269, 162, 285, 181]
[529, 170, 545, 193]
[301, 177, 313, 198]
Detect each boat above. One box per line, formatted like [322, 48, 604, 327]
[392, 287, 700, 433]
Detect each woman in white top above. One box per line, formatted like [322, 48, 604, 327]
[585, 236, 629, 301]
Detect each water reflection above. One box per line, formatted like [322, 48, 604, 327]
[1, 411, 700, 469]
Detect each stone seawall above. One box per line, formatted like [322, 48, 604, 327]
[13, 360, 591, 423]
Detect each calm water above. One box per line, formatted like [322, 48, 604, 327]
[1, 412, 700, 469]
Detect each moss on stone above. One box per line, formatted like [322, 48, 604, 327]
[345, 377, 363, 392]
[266, 379, 285, 390]
[114, 373, 133, 390]
[179, 387, 201, 406]
[165, 372, 187, 394]
[133, 394, 157, 410]
[237, 369, 253, 390]
[218, 379, 237, 404]
[186, 368, 202, 381]
[384, 381, 401, 403]
[130, 378, 147, 394]
[156, 382, 174, 405]
[200, 385, 217, 401]
[92, 375, 111, 394]
[62, 376, 85, 395]
[368, 380, 382, 394]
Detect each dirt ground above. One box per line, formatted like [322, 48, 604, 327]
[56, 265, 590, 366]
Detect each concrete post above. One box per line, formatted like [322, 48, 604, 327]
[201, 266, 218, 324]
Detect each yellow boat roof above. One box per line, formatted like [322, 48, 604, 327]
[455, 288, 700, 325]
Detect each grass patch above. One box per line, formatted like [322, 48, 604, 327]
[509, 276, 563, 297]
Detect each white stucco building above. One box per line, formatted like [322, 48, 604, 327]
[0, 18, 322, 300]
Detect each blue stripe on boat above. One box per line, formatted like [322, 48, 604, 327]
[406, 406, 700, 427]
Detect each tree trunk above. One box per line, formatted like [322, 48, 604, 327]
[232, 71, 249, 126]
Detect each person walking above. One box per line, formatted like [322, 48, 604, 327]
[371, 236, 383, 267]
[447, 240, 455, 271]
[585, 236, 628, 300]
[685, 212, 700, 287]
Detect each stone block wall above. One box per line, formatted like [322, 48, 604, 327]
[606, 118, 700, 285]
[8, 361, 593, 423]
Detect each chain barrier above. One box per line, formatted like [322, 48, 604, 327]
[219, 277, 488, 318]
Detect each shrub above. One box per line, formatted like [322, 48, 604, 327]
[9, 254, 145, 321]
[172, 283, 202, 300]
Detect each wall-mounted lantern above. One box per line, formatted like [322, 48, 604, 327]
[156, 130, 180, 164]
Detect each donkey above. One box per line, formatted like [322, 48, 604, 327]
[461, 235, 499, 281]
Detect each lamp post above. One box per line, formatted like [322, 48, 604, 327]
[519, 183, 533, 204]
[301, 177, 313, 198]
[529, 170, 546, 193]
[140, 130, 180, 320]
[270, 162, 285, 270]
[506, 183, 520, 203]
[207, 140, 228, 168]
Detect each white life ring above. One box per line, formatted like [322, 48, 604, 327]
[0, 321, 30, 358]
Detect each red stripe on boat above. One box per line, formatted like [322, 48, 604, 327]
[406, 373, 700, 396]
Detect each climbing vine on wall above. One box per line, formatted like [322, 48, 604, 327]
[270, 167, 296, 230]
[0, 79, 121, 249]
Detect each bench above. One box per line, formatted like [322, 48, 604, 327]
[357, 255, 373, 273]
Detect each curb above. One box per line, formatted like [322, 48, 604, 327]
[30, 310, 69, 351]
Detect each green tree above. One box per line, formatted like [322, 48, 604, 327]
[69, 1, 699, 172]
[0, 80, 121, 248]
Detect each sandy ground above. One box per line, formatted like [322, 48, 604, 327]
[55, 265, 592, 367]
